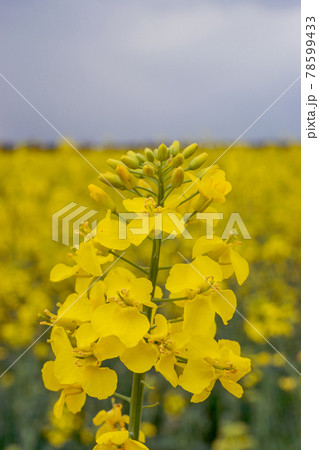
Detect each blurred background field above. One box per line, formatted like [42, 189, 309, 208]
[0, 142, 300, 450]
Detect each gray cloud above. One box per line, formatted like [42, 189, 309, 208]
[0, 0, 300, 143]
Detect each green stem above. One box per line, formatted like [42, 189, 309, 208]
[134, 186, 158, 197]
[132, 188, 143, 197]
[113, 392, 131, 403]
[109, 250, 149, 275]
[168, 317, 184, 324]
[177, 190, 199, 206]
[163, 186, 174, 202]
[128, 373, 145, 439]
[152, 296, 188, 303]
[128, 164, 164, 441]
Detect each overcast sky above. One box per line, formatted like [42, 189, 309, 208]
[0, 0, 300, 144]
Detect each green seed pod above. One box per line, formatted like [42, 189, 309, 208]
[116, 164, 137, 189]
[143, 164, 155, 177]
[188, 152, 208, 170]
[144, 148, 155, 162]
[182, 143, 198, 159]
[157, 143, 169, 161]
[107, 158, 123, 170]
[171, 167, 184, 188]
[169, 140, 180, 156]
[99, 172, 125, 189]
[121, 155, 140, 169]
[172, 153, 184, 168]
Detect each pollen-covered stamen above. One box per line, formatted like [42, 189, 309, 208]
[144, 196, 156, 214]
[205, 275, 214, 286]
[115, 289, 135, 307]
[158, 344, 169, 355]
[40, 309, 58, 326]
[154, 336, 175, 355]
[205, 357, 238, 374]
[212, 282, 221, 292]
[186, 289, 197, 300]
[73, 348, 94, 358]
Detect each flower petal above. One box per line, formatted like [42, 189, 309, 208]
[230, 249, 249, 285]
[184, 295, 215, 336]
[41, 361, 62, 392]
[120, 341, 158, 373]
[80, 366, 117, 400]
[50, 263, 79, 282]
[65, 390, 86, 414]
[219, 379, 244, 398]
[179, 359, 215, 394]
[53, 391, 65, 418]
[93, 336, 125, 361]
[155, 354, 178, 387]
[210, 289, 237, 325]
[76, 240, 102, 276]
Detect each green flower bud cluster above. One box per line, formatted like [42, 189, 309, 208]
[100, 141, 208, 194]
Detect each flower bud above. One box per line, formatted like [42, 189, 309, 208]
[107, 158, 123, 170]
[116, 164, 137, 189]
[186, 289, 197, 300]
[171, 167, 184, 188]
[194, 195, 211, 212]
[182, 143, 198, 159]
[138, 179, 153, 191]
[133, 168, 144, 177]
[135, 153, 146, 163]
[143, 164, 155, 177]
[88, 184, 116, 211]
[172, 153, 184, 168]
[188, 152, 208, 170]
[121, 155, 140, 169]
[169, 140, 180, 156]
[145, 148, 155, 162]
[157, 143, 169, 161]
[99, 172, 125, 189]
[127, 150, 139, 159]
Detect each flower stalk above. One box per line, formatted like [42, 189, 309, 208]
[128, 163, 164, 440]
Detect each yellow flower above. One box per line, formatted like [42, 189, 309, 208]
[179, 338, 251, 402]
[94, 430, 148, 450]
[166, 256, 237, 328]
[92, 302, 150, 348]
[50, 263, 79, 282]
[104, 268, 154, 308]
[123, 196, 186, 245]
[94, 210, 131, 251]
[193, 236, 249, 285]
[197, 165, 232, 207]
[42, 293, 94, 331]
[93, 404, 129, 439]
[278, 376, 298, 392]
[73, 240, 103, 277]
[91, 268, 153, 347]
[41, 360, 86, 418]
[120, 315, 189, 387]
[47, 327, 117, 401]
[50, 240, 114, 282]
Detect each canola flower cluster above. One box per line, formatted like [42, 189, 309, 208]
[41, 141, 251, 449]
